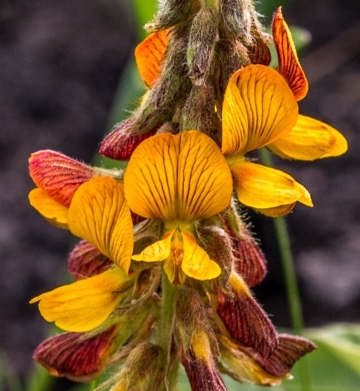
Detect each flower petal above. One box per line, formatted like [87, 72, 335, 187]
[29, 188, 68, 228]
[222, 65, 298, 156]
[68, 177, 133, 272]
[132, 230, 173, 262]
[231, 160, 313, 210]
[135, 30, 170, 87]
[124, 131, 232, 221]
[272, 7, 308, 101]
[268, 114, 348, 160]
[181, 230, 221, 280]
[30, 268, 128, 332]
[29, 150, 94, 206]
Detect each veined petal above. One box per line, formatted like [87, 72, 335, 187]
[29, 188, 68, 228]
[30, 268, 128, 332]
[272, 7, 308, 101]
[132, 230, 173, 262]
[222, 65, 298, 156]
[29, 150, 94, 206]
[68, 177, 133, 272]
[268, 114, 348, 160]
[124, 131, 232, 221]
[135, 30, 170, 88]
[231, 160, 313, 210]
[181, 230, 221, 280]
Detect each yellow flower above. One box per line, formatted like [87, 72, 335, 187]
[268, 7, 348, 160]
[124, 130, 233, 284]
[221, 64, 313, 216]
[30, 176, 135, 332]
[30, 267, 130, 332]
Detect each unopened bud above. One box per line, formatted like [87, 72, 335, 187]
[181, 84, 219, 142]
[111, 342, 162, 391]
[33, 326, 118, 382]
[99, 116, 158, 160]
[145, 0, 195, 31]
[223, 205, 267, 287]
[220, 0, 254, 42]
[67, 240, 113, 280]
[187, 7, 217, 85]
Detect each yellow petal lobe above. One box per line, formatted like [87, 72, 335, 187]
[268, 115, 348, 160]
[135, 30, 169, 88]
[272, 7, 308, 101]
[181, 230, 221, 280]
[222, 65, 298, 156]
[124, 131, 232, 221]
[231, 161, 313, 210]
[30, 268, 128, 332]
[68, 177, 133, 273]
[29, 188, 68, 228]
[132, 230, 173, 262]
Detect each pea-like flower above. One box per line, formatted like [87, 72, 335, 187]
[125, 130, 233, 284]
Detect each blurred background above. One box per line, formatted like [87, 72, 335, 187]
[0, 0, 359, 389]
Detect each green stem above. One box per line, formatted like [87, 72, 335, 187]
[258, 148, 312, 391]
[158, 272, 178, 391]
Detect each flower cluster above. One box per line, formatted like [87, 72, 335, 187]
[28, 2, 346, 391]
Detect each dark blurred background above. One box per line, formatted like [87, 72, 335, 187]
[0, 0, 359, 388]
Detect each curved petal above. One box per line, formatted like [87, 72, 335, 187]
[272, 7, 308, 101]
[135, 30, 170, 88]
[222, 65, 298, 156]
[268, 115, 348, 160]
[30, 268, 128, 332]
[29, 150, 94, 206]
[124, 131, 233, 221]
[68, 177, 133, 273]
[132, 230, 173, 262]
[29, 188, 68, 228]
[231, 160, 313, 210]
[181, 230, 221, 280]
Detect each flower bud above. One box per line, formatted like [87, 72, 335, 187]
[145, 0, 195, 31]
[220, 0, 253, 42]
[181, 84, 218, 141]
[111, 342, 163, 391]
[197, 225, 234, 282]
[33, 326, 118, 382]
[99, 116, 158, 160]
[215, 272, 278, 358]
[187, 7, 217, 85]
[67, 240, 113, 280]
[223, 206, 267, 287]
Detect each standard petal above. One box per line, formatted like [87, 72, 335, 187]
[68, 177, 133, 272]
[30, 268, 128, 332]
[181, 230, 221, 280]
[135, 30, 170, 87]
[29, 188, 68, 228]
[272, 7, 308, 101]
[132, 230, 173, 262]
[231, 160, 313, 210]
[268, 114, 348, 160]
[222, 65, 298, 156]
[124, 131, 233, 221]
